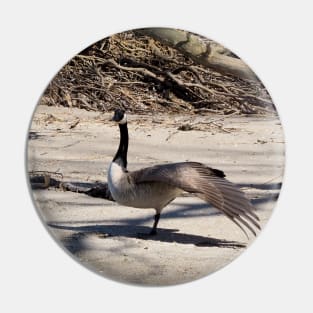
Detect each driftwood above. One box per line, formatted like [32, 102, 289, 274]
[29, 173, 114, 201]
[135, 28, 257, 81]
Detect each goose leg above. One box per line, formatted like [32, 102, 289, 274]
[149, 213, 161, 235]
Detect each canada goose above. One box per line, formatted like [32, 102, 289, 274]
[108, 109, 260, 238]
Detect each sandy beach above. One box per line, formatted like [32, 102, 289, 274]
[27, 105, 284, 286]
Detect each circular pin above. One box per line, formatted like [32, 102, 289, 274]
[27, 28, 285, 286]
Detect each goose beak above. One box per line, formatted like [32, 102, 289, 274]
[111, 111, 120, 122]
[111, 115, 118, 122]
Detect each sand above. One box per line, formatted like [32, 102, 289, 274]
[27, 105, 284, 286]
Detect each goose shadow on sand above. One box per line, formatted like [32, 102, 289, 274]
[47, 222, 247, 253]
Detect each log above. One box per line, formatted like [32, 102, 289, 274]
[135, 28, 257, 81]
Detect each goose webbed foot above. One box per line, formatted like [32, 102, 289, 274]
[136, 229, 157, 238]
[136, 213, 160, 238]
[149, 229, 157, 236]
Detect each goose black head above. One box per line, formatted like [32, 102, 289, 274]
[112, 109, 127, 124]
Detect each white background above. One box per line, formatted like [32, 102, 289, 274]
[1, 1, 312, 312]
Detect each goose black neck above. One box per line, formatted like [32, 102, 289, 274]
[113, 122, 128, 169]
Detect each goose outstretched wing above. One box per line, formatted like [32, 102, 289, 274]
[131, 162, 260, 237]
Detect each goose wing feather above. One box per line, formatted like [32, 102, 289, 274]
[131, 162, 260, 237]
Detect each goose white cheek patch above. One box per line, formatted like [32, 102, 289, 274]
[27, 27, 285, 286]
[118, 114, 127, 124]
